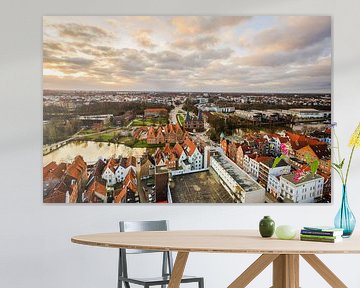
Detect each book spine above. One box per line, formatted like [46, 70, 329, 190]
[300, 237, 336, 243]
[301, 230, 336, 236]
[300, 234, 337, 240]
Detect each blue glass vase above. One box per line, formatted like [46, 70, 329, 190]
[334, 185, 356, 237]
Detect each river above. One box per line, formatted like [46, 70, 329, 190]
[43, 141, 146, 166]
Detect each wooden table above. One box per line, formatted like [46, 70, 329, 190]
[72, 230, 360, 288]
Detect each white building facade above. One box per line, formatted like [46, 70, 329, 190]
[210, 153, 265, 203]
[279, 173, 324, 203]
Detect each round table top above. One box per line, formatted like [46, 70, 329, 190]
[71, 230, 360, 254]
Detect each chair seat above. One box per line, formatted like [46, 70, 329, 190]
[119, 274, 202, 285]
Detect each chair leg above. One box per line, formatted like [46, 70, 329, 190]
[199, 278, 204, 288]
[118, 250, 123, 288]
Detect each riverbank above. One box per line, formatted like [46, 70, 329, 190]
[43, 141, 146, 166]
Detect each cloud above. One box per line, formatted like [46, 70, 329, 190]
[172, 16, 251, 35]
[239, 38, 331, 67]
[52, 23, 114, 43]
[133, 29, 156, 48]
[43, 16, 331, 92]
[171, 35, 219, 50]
[148, 48, 233, 71]
[241, 16, 331, 53]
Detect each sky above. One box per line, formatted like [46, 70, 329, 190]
[43, 16, 331, 93]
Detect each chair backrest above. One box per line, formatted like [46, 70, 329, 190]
[118, 220, 173, 283]
[119, 220, 169, 254]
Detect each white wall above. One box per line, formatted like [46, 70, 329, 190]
[1, 0, 360, 287]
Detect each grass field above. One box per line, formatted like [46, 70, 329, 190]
[177, 113, 185, 126]
[79, 132, 134, 145]
[81, 132, 116, 142]
[133, 140, 164, 148]
[131, 117, 168, 126]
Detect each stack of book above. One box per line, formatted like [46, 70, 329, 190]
[300, 227, 344, 243]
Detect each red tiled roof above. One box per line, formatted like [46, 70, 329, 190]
[310, 144, 331, 159]
[169, 152, 177, 161]
[114, 187, 127, 203]
[126, 156, 137, 168]
[172, 143, 184, 158]
[240, 144, 252, 153]
[246, 153, 257, 159]
[168, 124, 175, 133]
[256, 156, 273, 164]
[175, 122, 182, 132]
[105, 158, 118, 173]
[163, 143, 172, 154]
[87, 179, 107, 197]
[183, 138, 197, 156]
[157, 128, 164, 139]
[124, 169, 136, 186]
[148, 126, 156, 138]
[43, 162, 58, 178]
[66, 156, 87, 180]
[43, 162, 68, 181]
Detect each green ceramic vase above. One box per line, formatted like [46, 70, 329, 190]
[259, 216, 275, 238]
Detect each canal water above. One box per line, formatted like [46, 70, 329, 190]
[43, 141, 146, 166]
[234, 122, 328, 136]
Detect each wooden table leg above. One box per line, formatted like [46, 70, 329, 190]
[168, 252, 189, 288]
[228, 254, 279, 288]
[301, 254, 347, 288]
[272, 254, 299, 288]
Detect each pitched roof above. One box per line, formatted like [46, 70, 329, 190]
[175, 122, 183, 132]
[43, 162, 58, 178]
[168, 124, 175, 133]
[92, 159, 106, 177]
[163, 143, 172, 154]
[147, 126, 156, 138]
[168, 152, 177, 162]
[52, 163, 68, 179]
[84, 178, 107, 202]
[172, 143, 184, 158]
[114, 187, 127, 203]
[126, 156, 137, 167]
[140, 154, 155, 166]
[183, 138, 197, 156]
[43, 162, 67, 181]
[124, 169, 137, 186]
[66, 156, 87, 180]
[156, 128, 165, 138]
[296, 145, 317, 158]
[240, 144, 252, 154]
[310, 144, 331, 159]
[296, 144, 331, 160]
[133, 126, 148, 138]
[104, 158, 118, 173]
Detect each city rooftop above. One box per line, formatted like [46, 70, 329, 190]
[211, 153, 264, 193]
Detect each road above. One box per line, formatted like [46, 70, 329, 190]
[169, 103, 184, 124]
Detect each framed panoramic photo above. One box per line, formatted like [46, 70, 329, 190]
[43, 16, 331, 204]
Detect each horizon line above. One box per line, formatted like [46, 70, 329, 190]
[43, 89, 331, 94]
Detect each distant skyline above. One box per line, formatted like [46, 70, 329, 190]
[43, 16, 331, 93]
